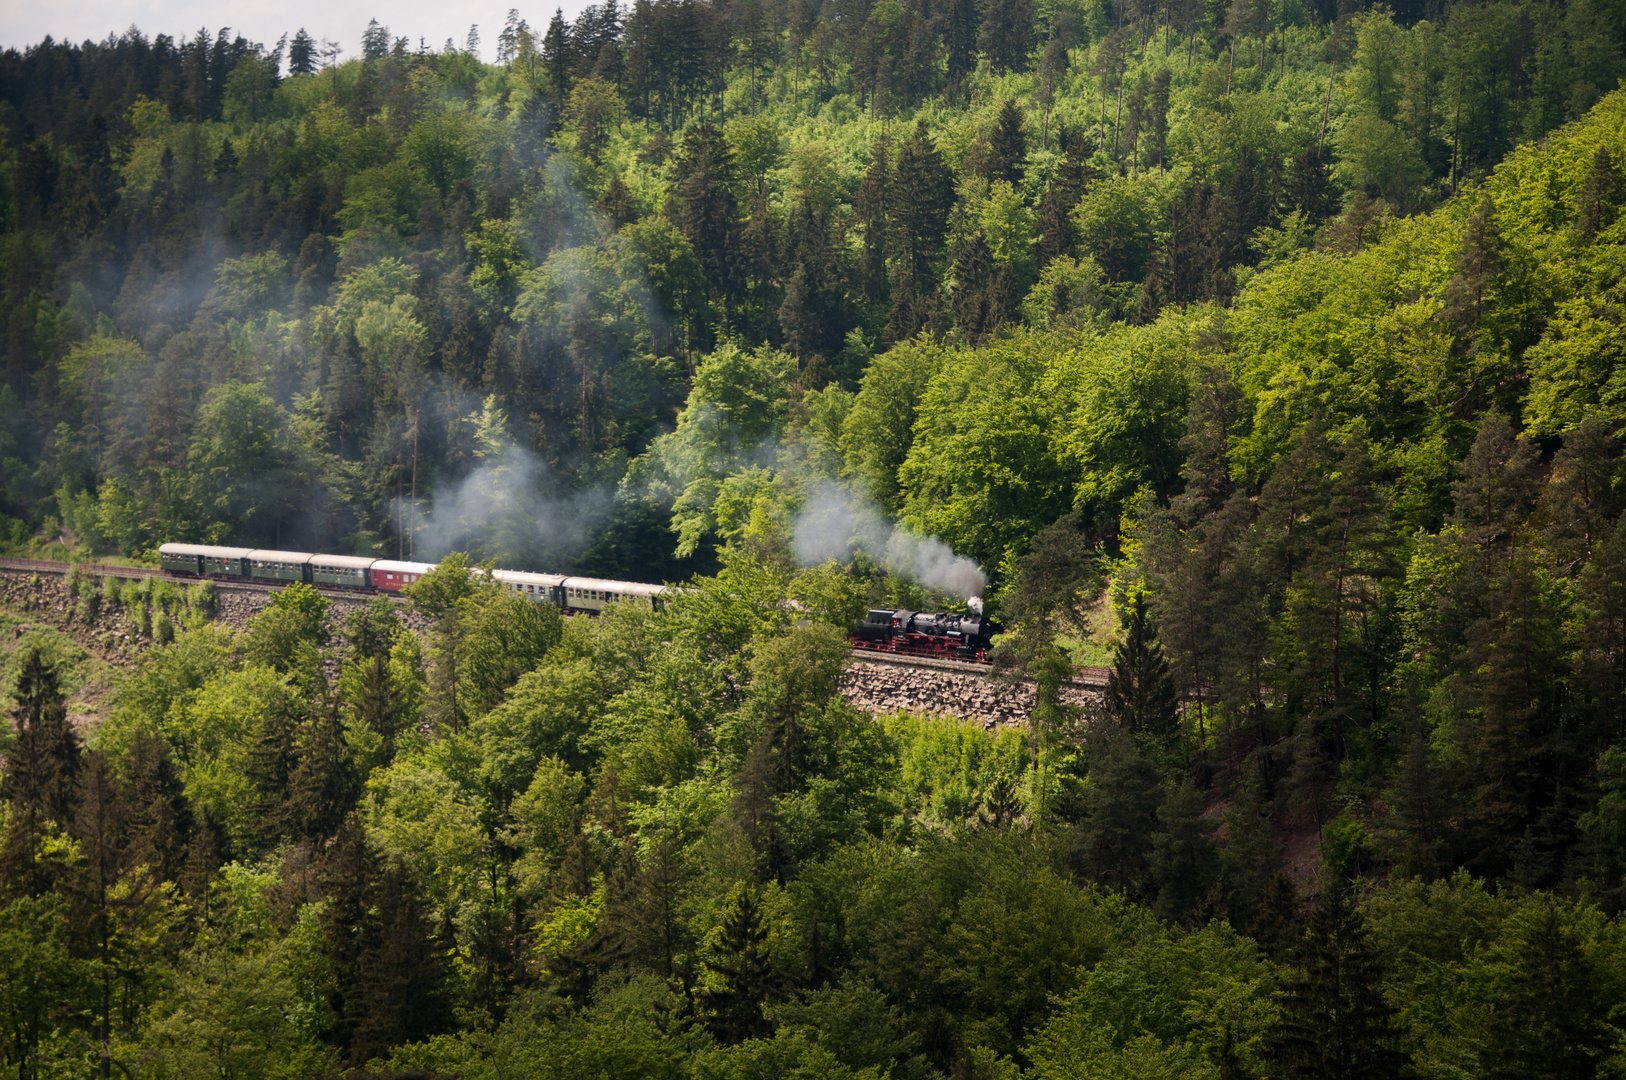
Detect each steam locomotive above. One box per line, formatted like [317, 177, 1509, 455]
[850, 608, 1002, 663]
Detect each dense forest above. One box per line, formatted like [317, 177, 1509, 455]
[5, 0, 1626, 1075]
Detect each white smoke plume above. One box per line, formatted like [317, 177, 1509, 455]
[792, 481, 985, 603]
[400, 444, 615, 568]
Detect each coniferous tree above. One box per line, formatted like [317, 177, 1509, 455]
[981, 0, 1036, 74]
[321, 818, 381, 1057]
[348, 867, 453, 1065]
[2, 648, 81, 829]
[889, 119, 955, 291]
[288, 29, 317, 75]
[700, 886, 783, 1044]
[119, 730, 193, 882]
[244, 695, 301, 851]
[1487, 901, 1614, 1080]
[1150, 780, 1220, 922]
[288, 701, 358, 843]
[1449, 412, 1539, 556]
[1074, 725, 1162, 897]
[945, 0, 981, 87]
[1264, 880, 1410, 1079]
[1443, 194, 1507, 352]
[596, 175, 641, 231]
[985, 99, 1028, 186]
[1575, 145, 1622, 245]
[1103, 594, 1179, 741]
[951, 232, 994, 342]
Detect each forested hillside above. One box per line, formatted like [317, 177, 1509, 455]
[6, 0, 1626, 1076]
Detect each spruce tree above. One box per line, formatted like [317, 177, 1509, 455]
[951, 232, 994, 342]
[1150, 780, 1220, 922]
[288, 701, 358, 844]
[700, 886, 783, 1044]
[1488, 901, 1612, 1080]
[348, 867, 453, 1065]
[1103, 594, 1178, 742]
[1264, 880, 1410, 1079]
[1575, 145, 1621, 245]
[2, 647, 81, 828]
[1449, 412, 1539, 555]
[1443, 194, 1507, 351]
[889, 119, 954, 290]
[288, 29, 317, 75]
[596, 175, 641, 231]
[244, 696, 301, 852]
[986, 99, 1028, 186]
[1074, 725, 1163, 898]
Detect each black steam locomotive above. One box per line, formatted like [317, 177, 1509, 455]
[850, 608, 1003, 663]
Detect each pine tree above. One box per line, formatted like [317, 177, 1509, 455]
[985, 99, 1028, 186]
[288, 701, 358, 843]
[1443, 194, 1507, 351]
[1488, 901, 1613, 1080]
[244, 696, 301, 852]
[1104, 595, 1179, 742]
[288, 29, 317, 75]
[700, 886, 783, 1044]
[348, 867, 453, 1065]
[2, 647, 81, 829]
[595, 174, 641, 231]
[1575, 145, 1621, 245]
[889, 119, 955, 291]
[951, 232, 994, 342]
[1264, 880, 1410, 1079]
[1150, 780, 1220, 922]
[1449, 412, 1539, 556]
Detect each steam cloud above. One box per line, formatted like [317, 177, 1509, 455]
[792, 481, 986, 603]
[401, 444, 615, 568]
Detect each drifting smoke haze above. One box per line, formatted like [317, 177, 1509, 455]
[793, 481, 985, 604]
[400, 445, 616, 568]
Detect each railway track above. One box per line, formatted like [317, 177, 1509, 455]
[0, 557, 1113, 685]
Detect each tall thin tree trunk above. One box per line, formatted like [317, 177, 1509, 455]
[1227, 39, 1235, 94]
[1114, 74, 1124, 156]
[1319, 58, 1336, 159]
[1450, 83, 1463, 192]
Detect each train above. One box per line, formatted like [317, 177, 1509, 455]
[850, 607, 1002, 663]
[157, 543, 669, 614]
[157, 543, 999, 661]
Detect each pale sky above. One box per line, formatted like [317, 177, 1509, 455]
[2, 0, 597, 64]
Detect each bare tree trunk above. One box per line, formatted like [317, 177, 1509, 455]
[1319, 58, 1336, 159]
